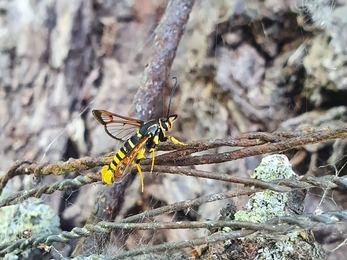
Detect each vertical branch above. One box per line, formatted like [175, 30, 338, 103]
[132, 0, 195, 119]
[74, 0, 196, 256]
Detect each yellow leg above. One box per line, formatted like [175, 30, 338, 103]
[134, 163, 144, 192]
[168, 136, 187, 146]
[150, 150, 155, 174]
[103, 154, 116, 161]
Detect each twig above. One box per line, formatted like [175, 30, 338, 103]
[132, 0, 196, 119]
[3, 164, 347, 208]
[0, 187, 257, 256]
[0, 173, 101, 207]
[122, 187, 260, 223]
[0, 156, 105, 195]
[70, 230, 255, 259]
[0, 161, 32, 196]
[1, 126, 346, 255]
[3, 191, 347, 257]
[100, 220, 291, 232]
[143, 166, 297, 192]
[155, 126, 347, 166]
[0, 223, 257, 257]
[2, 126, 346, 196]
[270, 210, 347, 228]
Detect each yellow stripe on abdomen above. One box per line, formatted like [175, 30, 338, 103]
[110, 160, 118, 170]
[117, 149, 126, 159]
[128, 139, 135, 149]
[101, 155, 121, 184]
[101, 144, 129, 184]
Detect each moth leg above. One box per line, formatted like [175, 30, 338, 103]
[167, 136, 187, 146]
[133, 163, 144, 193]
[133, 148, 147, 192]
[150, 150, 155, 173]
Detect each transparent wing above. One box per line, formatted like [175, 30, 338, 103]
[92, 109, 143, 141]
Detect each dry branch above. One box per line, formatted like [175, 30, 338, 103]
[154, 126, 347, 166]
[2, 207, 347, 258]
[74, 0, 196, 255]
[2, 125, 347, 203]
[132, 0, 195, 119]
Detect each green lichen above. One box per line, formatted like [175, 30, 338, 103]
[235, 155, 294, 223]
[234, 189, 288, 223]
[0, 181, 61, 259]
[255, 231, 303, 260]
[234, 155, 303, 259]
[251, 154, 295, 181]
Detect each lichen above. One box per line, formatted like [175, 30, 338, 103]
[0, 191, 61, 259]
[234, 155, 304, 259]
[235, 154, 294, 223]
[251, 154, 295, 181]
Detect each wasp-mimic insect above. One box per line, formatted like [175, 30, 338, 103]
[92, 77, 185, 192]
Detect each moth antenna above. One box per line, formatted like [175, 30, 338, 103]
[167, 77, 178, 117]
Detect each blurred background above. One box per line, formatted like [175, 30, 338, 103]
[1, 0, 347, 259]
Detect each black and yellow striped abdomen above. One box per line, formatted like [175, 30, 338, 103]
[99, 117, 185, 188]
[93, 78, 184, 191]
[101, 132, 142, 184]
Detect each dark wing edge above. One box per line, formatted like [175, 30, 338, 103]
[92, 109, 143, 141]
